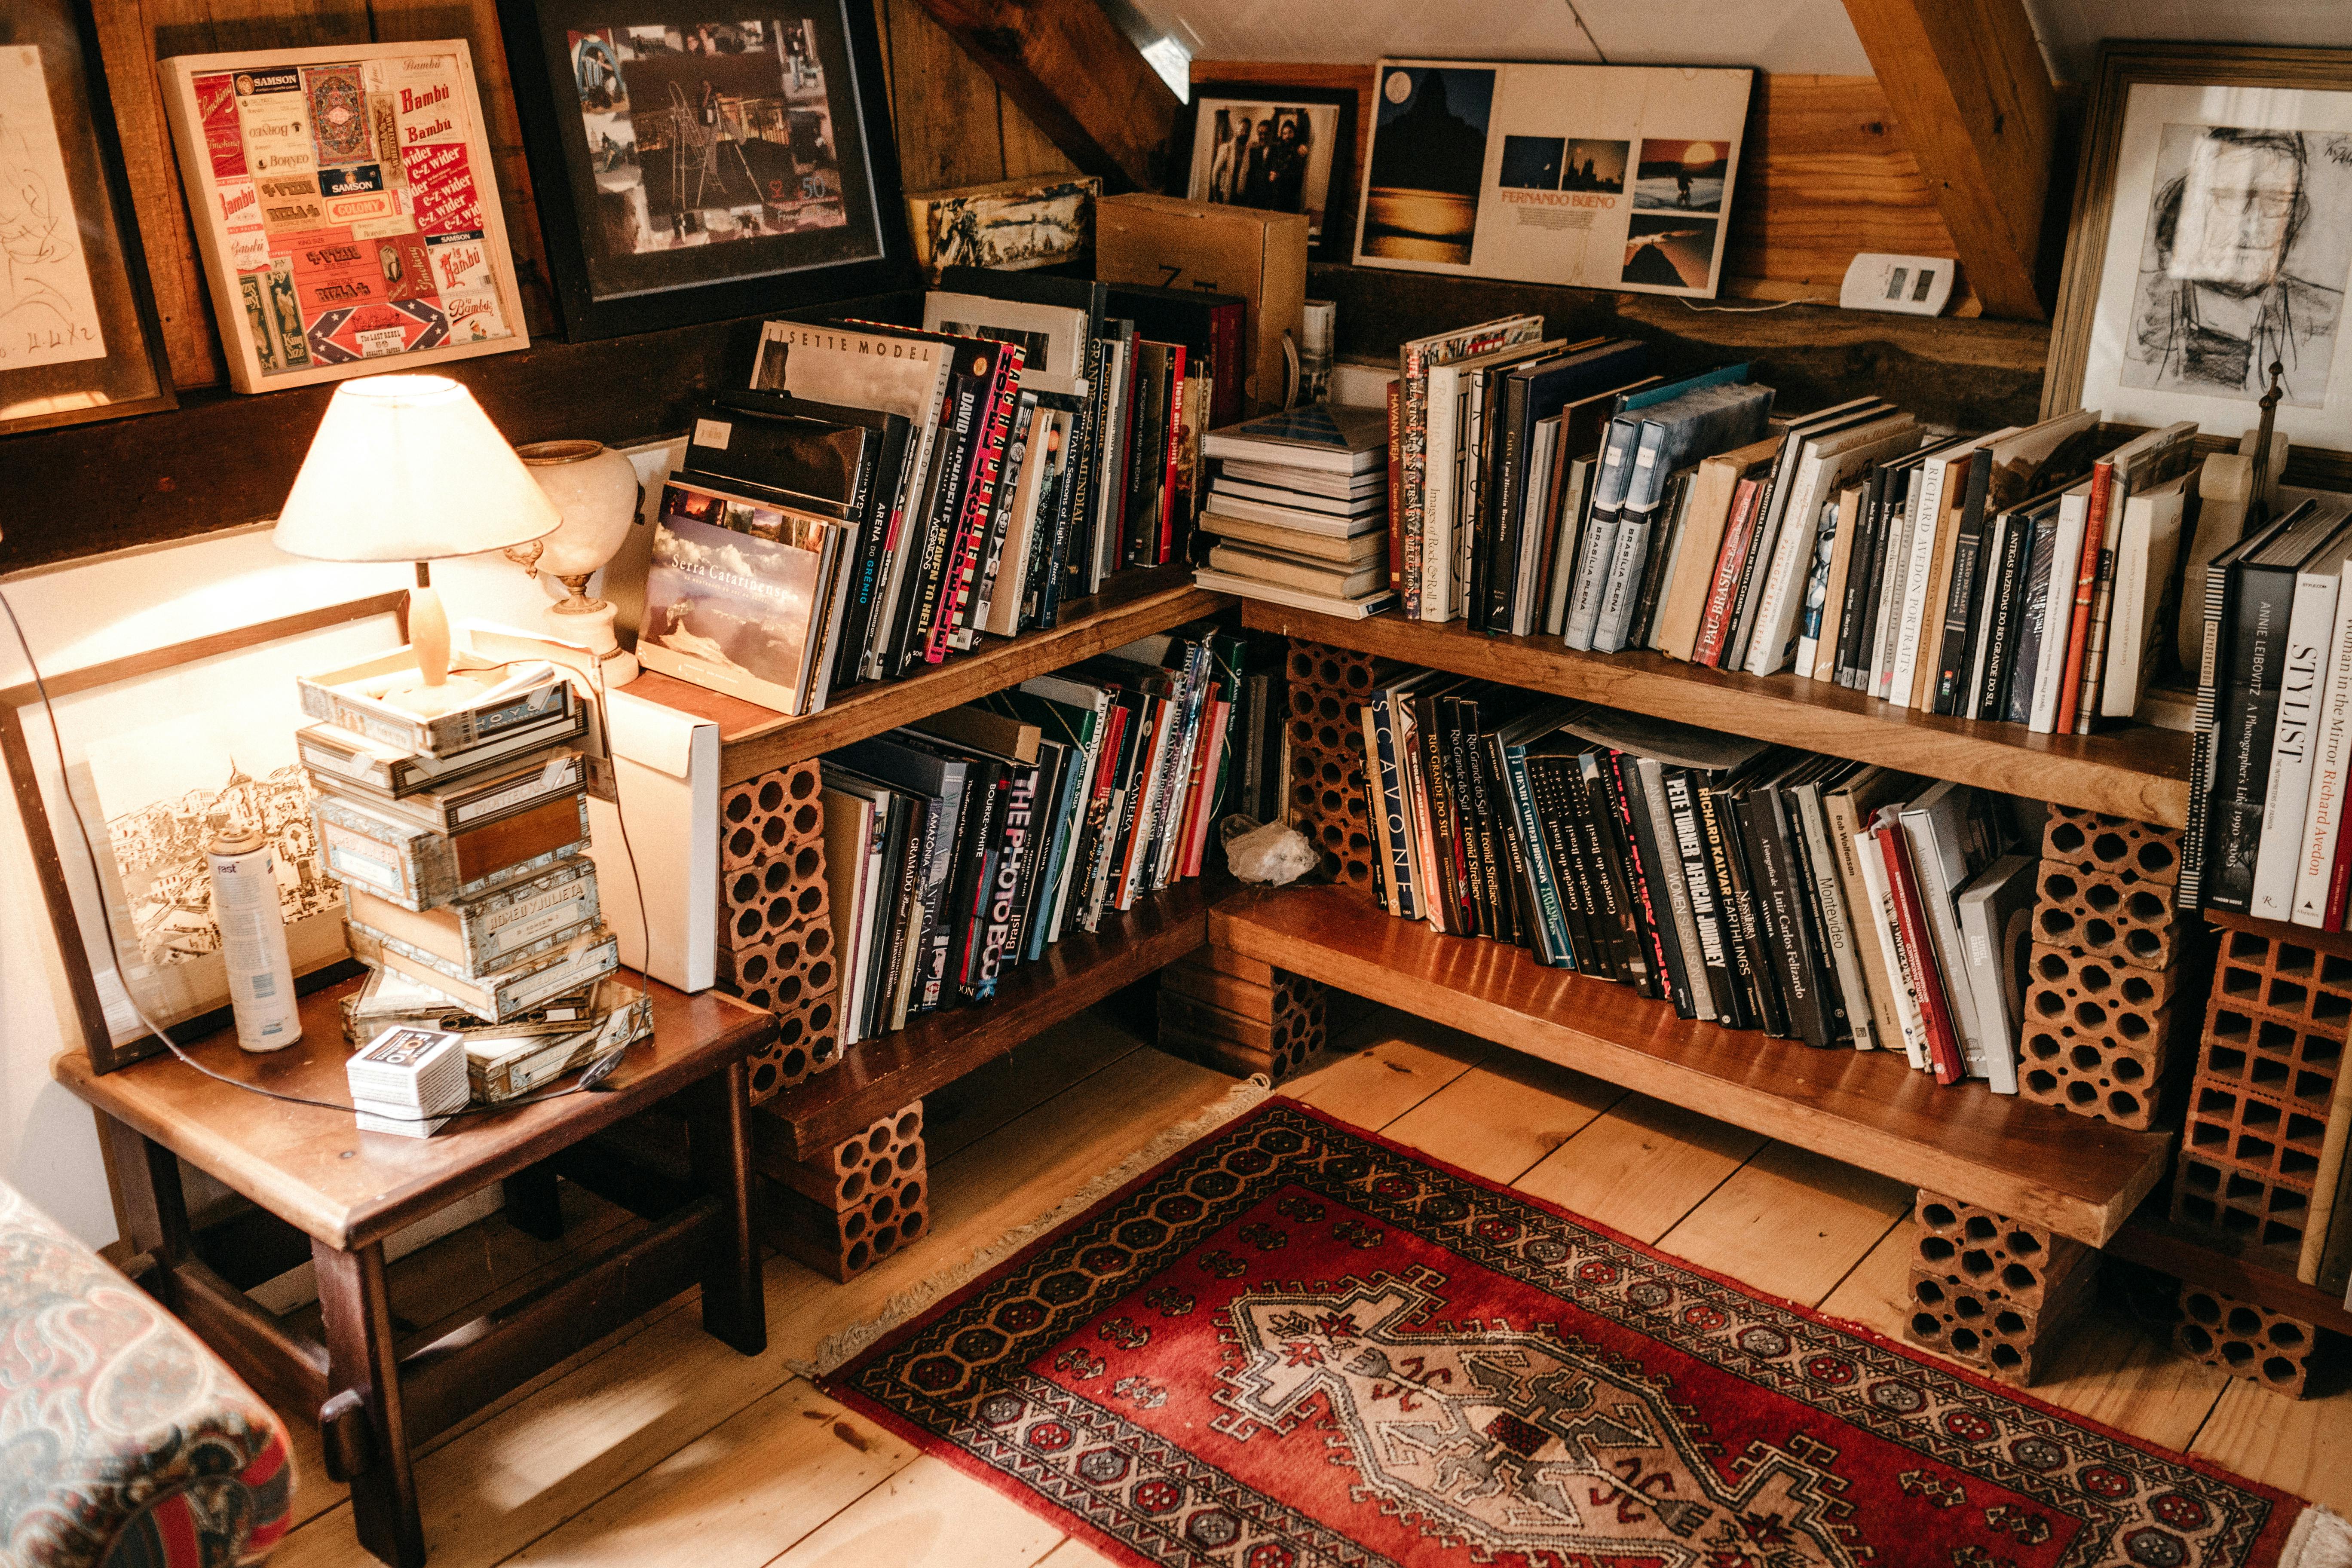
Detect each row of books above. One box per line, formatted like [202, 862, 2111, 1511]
[2184, 494, 2352, 925]
[814, 623, 1280, 1047]
[1359, 666, 2042, 1090]
[643, 269, 1240, 718]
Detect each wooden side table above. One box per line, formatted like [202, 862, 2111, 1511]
[54, 973, 776, 1568]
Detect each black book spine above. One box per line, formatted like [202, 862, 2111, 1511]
[828, 426, 892, 692]
[2207, 561, 2301, 911]
[1840, 467, 1897, 689]
[1617, 752, 1697, 1018]
[1532, 758, 1598, 972]
[967, 763, 1039, 999]
[1413, 693, 1463, 932]
[864, 802, 910, 1029]
[890, 372, 985, 675]
[1441, 696, 1491, 938]
[1974, 516, 2033, 718]
[938, 758, 1001, 997]
[1932, 453, 1999, 714]
[1832, 466, 1887, 687]
[1579, 752, 1645, 989]
[1628, 471, 1687, 648]
[1479, 377, 1535, 633]
[1475, 731, 1519, 947]
[1782, 785, 1856, 1048]
[1723, 784, 1791, 1035]
[1558, 756, 1617, 978]
[1663, 767, 1742, 1026]
[882, 794, 934, 1023]
[1693, 778, 1758, 1031]
[1749, 781, 1828, 1045]
[1488, 736, 1543, 958]
[1040, 340, 1106, 629]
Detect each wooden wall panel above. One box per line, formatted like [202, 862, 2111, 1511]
[884, 0, 1076, 193]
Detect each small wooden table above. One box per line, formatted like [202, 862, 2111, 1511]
[54, 972, 776, 1568]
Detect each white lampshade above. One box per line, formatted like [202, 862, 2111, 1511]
[274, 374, 562, 563]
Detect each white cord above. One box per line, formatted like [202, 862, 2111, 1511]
[1678, 296, 1805, 314]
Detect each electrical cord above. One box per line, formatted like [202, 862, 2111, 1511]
[0, 585, 653, 1124]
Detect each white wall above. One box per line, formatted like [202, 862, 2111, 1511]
[0, 527, 565, 1245]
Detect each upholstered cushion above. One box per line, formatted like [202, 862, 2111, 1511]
[0, 1182, 293, 1567]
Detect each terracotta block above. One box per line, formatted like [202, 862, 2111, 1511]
[2034, 861, 2179, 969]
[2198, 1003, 2345, 1114]
[2173, 1283, 2319, 1399]
[769, 1167, 925, 1282]
[1286, 640, 1375, 698]
[737, 986, 841, 1103]
[2040, 806, 2182, 886]
[2211, 925, 2352, 1035]
[1159, 965, 1326, 1082]
[2183, 1080, 2328, 1190]
[1904, 1259, 2093, 1386]
[720, 762, 825, 871]
[2016, 942, 2186, 1130]
[721, 848, 832, 951]
[717, 916, 839, 1010]
[2169, 1152, 2311, 1269]
[1911, 1190, 2093, 1310]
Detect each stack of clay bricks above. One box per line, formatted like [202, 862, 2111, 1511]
[2112, 1262, 2321, 1398]
[1283, 639, 1376, 892]
[2170, 910, 2350, 1285]
[1902, 1189, 2095, 1386]
[716, 759, 843, 1103]
[765, 1101, 928, 1280]
[1158, 947, 1327, 1082]
[2017, 808, 2198, 1131]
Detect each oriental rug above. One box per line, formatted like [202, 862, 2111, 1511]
[830, 1099, 2347, 1568]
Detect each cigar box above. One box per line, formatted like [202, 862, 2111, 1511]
[299, 714, 588, 801]
[340, 965, 603, 1045]
[345, 921, 620, 1022]
[346, 857, 600, 976]
[297, 651, 576, 758]
[317, 790, 590, 912]
[467, 979, 653, 1102]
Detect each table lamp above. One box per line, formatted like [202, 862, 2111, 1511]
[275, 374, 561, 716]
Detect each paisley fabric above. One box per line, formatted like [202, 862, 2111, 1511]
[0, 1182, 293, 1568]
[834, 1099, 2325, 1568]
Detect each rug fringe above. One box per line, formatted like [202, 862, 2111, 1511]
[2286, 1505, 2352, 1568]
[791, 1075, 1275, 1378]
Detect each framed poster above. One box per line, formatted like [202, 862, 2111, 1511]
[0, 0, 176, 435]
[0, 593, 407, 1072]
[1352, 59, 1750, 298]
[501, 0, 913, 340]
[1182, 82, 1358, 261]
[155, 40, 531, 393]
[2046, 43, 2352, 455]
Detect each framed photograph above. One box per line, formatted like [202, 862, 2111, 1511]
[501, 0, 913, 340]
[156, 40, 532, 393]
[0, 593, 407, 1072]
[1182, 83, 1358, 260]
[1352, 58, 1750, 297]
[0, 0, 176, 435]
[2047, 43, 2352, 452]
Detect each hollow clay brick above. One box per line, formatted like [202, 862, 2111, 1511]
[2034, 861, 2180, 970]
[2197, 1004, 2345, 1114]
[2183, 1080, 2328, 1190]
[2168, 1152, 2311, 1270]
[720, 762, 825, 872]
[2017, 942, 2186, 1130]
[2172, 1282, 2319, 1399]
[2040, 806, 2182, 887]
[1911, 1190, 2094, 1310]
[2211, 925, 2352, 1035]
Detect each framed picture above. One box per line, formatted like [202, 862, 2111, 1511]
[0, 0, 176, 435]
[501, 0, 913, 340]
[2046, 43, 2352, 452]
[0, 592, 407, 1072]
[156, 40, 532, 393]
[1181, 83, 1358, 261]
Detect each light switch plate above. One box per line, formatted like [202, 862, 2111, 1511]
[1840, 253, 1957, 316]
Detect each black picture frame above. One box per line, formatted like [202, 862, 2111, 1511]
[1175, 80, 1361, 263]
[0, 0, 176, 435]
[501, 0, 916, 341]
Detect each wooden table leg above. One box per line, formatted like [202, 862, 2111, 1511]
[315, 1240, 426, 1568]
[98, 1114, 194, 1306]
[686, 1060, 766, 1355]
[502, 1160, 564, 1242]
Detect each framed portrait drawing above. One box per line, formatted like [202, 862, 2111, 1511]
[1182, 82, 1359, 261]
[157, 40, 532, 393]
[501, 0, 913, 340]
[1, 593, 406, 1072]
[2046, 43, 2352, 454]
[0, 0, 176, 435]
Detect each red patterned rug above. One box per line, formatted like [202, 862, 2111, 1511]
[830, 1099, 2346, 1568]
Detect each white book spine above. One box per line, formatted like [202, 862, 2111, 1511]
[1744, 453, 1832, 677]
[1421, 367, 1462, 622]
[1591, 511, 1654, 652]
[2027, 499, 2089, 734]
[1855, 833, 1926, 1069]
[1905, 803, 1984, 1078]
[1871, 484, 1920, 699]
[1889, 456, 1954, 709]
[2254, 570, 2343, 920]
[1957, 889, 2021, 1095]
[1543, 466, 1588, 639]
[1794, 787, 1875, 1052]
[2294, 564, 2352, 926]
[2100, 500, 2153, 718]
[1562, 515, 1620, 651]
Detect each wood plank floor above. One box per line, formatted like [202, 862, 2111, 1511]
[272, 1008, 2350, 1568]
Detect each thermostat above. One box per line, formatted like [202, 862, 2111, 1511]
[1840, 253, 1957, 316]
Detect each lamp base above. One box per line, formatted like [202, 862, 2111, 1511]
[548, 590, 638, 686]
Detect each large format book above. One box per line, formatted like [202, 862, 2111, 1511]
[2251, 521, 2352, 921]
[1589, 383, 1776, 653]
[2101, 471, 2194, 720]
[1423, 337, 1564, 623]
[2205, 501, 2352, 913]
[1396, 315, 1545, 616]
[639, 478, 851, 717]
[1720, 396, 1887, 670]
[1203, 401, 1388, 473]
[2181, 503, 2306, 908]
[1955, 854, 2036, 1095]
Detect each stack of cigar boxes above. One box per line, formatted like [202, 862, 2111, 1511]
[300, 652, 651, 1112]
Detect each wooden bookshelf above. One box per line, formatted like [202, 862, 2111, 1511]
[625, 565, 1232, 787]
[1214, 884, 2173, 1245]
[754, 874, 1231, 1164]
[2109, 1211, 2352, 1337]
[1240, 603, 2192, 829]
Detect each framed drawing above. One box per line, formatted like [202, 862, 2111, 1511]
[0, 0, 176, 435]
[500, 0, 912, 340]
[0, 592, 406, 1072]
[1182, 81, 1359, 261]
[155, 40, 530, 393]
[2046, 43, 2352, 453]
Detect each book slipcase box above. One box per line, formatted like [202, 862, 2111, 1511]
[1098, 195, 1308, 417]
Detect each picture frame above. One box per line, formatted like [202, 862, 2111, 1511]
[155, 39, 533, 394]
[2045, 42, 2352, 456]
[0, 0, 177, 435]
[1179, 80, 1360, 262]
[0, 592, 407, 1072]
[499, 0, 914, 340]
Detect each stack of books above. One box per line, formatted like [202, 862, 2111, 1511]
[813, 622, 1274, 1044]
[1194, 403, 1393, 617]
[297, 653, 645, 1115]
[1360, 673, 2042, 1089]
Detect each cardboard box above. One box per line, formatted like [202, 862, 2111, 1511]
[1097, 195, 1308, 416]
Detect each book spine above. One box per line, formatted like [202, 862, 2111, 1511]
[1972, 517, 2029, 719]
[1386, 381, 1405, 602]
[2053, 458, 2116, 732]
[1877, 812, 1966, 1083]
[898, 372, 984, 674]
[1401, 347, 1431, 619]
[1933, 510, 1989, 714]
[2208, 565, 2303, 912]
[1532, 759, 1596, 971]
[1836, 472, 1893, 689]
[1604, 751, 1679, 1008]
[1724, 786, 1791, 1034]
[2071, 545, 2121, 732]
[1794, 784, 1868, 1051]
[1483, 379, 1533, 633]
[1664, 768, 1740, 1022]
[1472, 729, 1515, 945]
[1873, 476, 1923, 700]
[1366, 693, 1403, 916]
[1635, 758, 1708, 1018]
[934, 348, 1020, 659]
[2181, 548, 2237, 910]
[2254, 573, 2340, 920]
[1591, 507, 1655, 653]
[1749, 784, 1828, 1046]
[1694, 479, 1762, 667]
[1741, 456, 1825, 677]
[1158, 346, 1188, 565]
[1888, 461, 1950, 710]
[1856, 827, 1927, 1067]
[1500, 742, 1571, 963]
[1209, 301, 1243, 427]
[2296, 575, 2352, 926]
[1692, 781, 1756, 1029]
[1824, 787, 1893, 1051]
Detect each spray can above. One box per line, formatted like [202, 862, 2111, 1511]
[207, 830, 302, 1052]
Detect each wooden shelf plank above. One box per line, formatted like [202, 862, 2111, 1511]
[1215, 885, 2172, 1245]
[1242, 602, 2191, 828]
[2108, 1210, 2352, 1337]
[626, 566, 1233, 787]
[753, 874, 1227, 1163]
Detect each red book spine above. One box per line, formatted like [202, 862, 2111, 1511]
[1694, 478, 1763, 668]
[2054, 458, 2116, 733]
[1387, 383, 1405, 597]
[930, 346, 1025, 660]
[1158, 345, 1187, 564]
[2328, 808, 2352, 929]
[1875, 809, 1967, 1085]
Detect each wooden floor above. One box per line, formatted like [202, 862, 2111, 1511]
[267, 1008, 2351, 1568]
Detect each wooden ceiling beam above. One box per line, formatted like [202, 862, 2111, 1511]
[906, 0, 1180, 192]
[1841, 0, 2058, 320]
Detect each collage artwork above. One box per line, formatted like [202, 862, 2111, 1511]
[191, 53, 516, 376]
